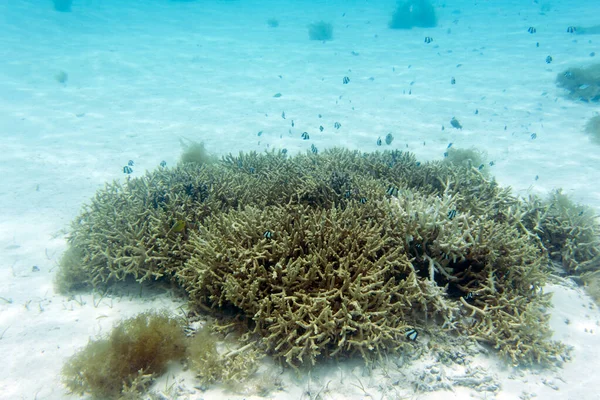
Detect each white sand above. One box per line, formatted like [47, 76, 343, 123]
[1, 0, 600, 398]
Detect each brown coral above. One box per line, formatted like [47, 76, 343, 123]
[58, 148, 595, 367]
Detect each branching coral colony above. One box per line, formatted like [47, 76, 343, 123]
[59, 148, 600, 377]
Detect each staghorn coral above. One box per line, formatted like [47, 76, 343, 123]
[520, 189, 600, 275]
[179, 200, 451, 367]
[58, 148, 597, 369]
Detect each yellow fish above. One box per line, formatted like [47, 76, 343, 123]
[171, 220, 186, 233]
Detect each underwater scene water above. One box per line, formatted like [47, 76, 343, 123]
[1, 0, 600, 399]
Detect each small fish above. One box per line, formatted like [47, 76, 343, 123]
[530, 133, 537, 139]
[249, 167, 255, 174]
[579, 84, 590, 90]
[159, 160, 167, 168]
[450, 77, 456, 85]
[567, 26, 576, 33]
[344, 190, 352, 198]
[128, 160, 134, 166]
[450, 117, 462, 129]
[478, 164, 485, 171]
[359, 197, 367, 204]
[527, 26, 536, 34]
[319, 125, 324, 132]
[447, 142, 453, 149]
[273, 93, 282, 98]
[489, 161, 495, 166]
[311, 144, 318, 154]
[386, 185, 399, 196]
[475, 109, 479, 115]
[282, 111, 286, 119]
[405, 329, 418, 341]
[281, 148, 288, 155]
[385, 132, 394, 145]
[443, 151, 448, 157]
[334, 122, 342, 129]
[424, 36, 433, 43]
[535, 175, 539, 181]
[291, 120, 295, 127]
[263, 230, 273, 239]
[301, 132, 310, 140]
[343, 76, 350, 84]
[545, 55, 553, 64]
[171, 220, 186, 233]
[415, 162, 421, 166]
[257, 130, 263, 137]
[463, 292, 474, 301]
[376, 137, 382, 146]
[123, 166, 133, 174]
[448, 209, 457, 220]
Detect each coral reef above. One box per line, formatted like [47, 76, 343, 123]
[59, 148, 599, 369]
[61, 311, 186, 398]
[308, 21, 333, 41]
[389, 0, 437, 29]
[556, 63, 600, 102]
[521, 189, 600, 275]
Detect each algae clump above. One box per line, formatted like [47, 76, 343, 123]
[180, 139, 216, 165]
[54, 246, 90, 294]
[61, 311, 186, 398]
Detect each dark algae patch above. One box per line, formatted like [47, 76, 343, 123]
[556, 63, 600, 102]
[61, 311, 186, 398]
